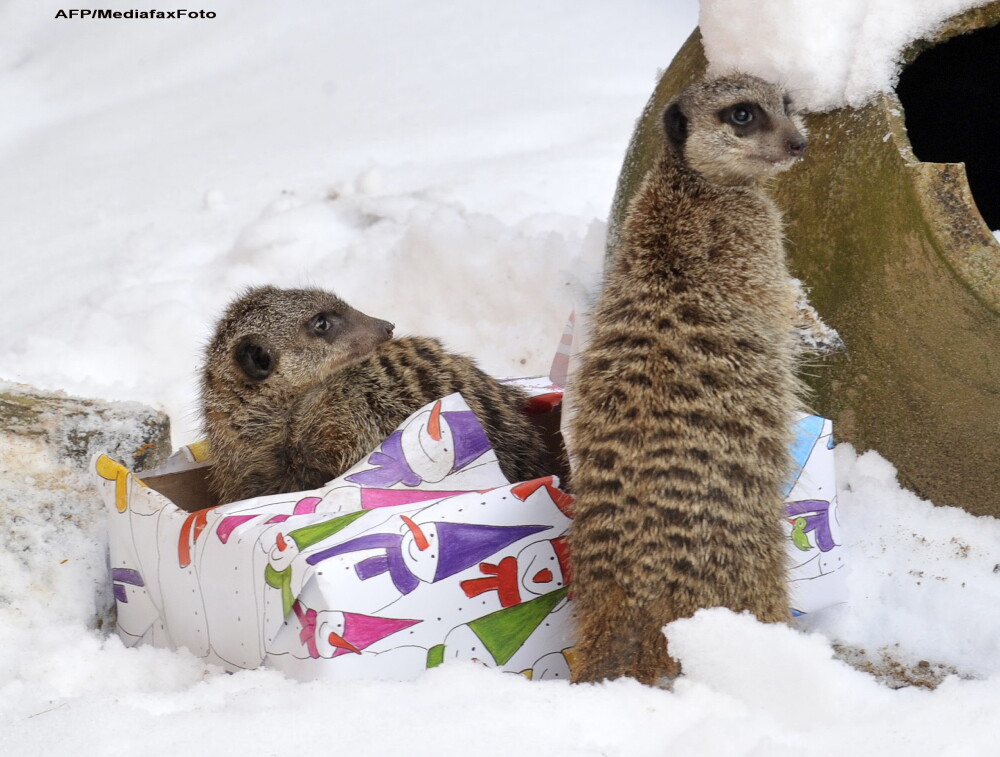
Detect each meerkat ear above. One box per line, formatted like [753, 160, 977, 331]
[234, 336, 277, 382]
[664, 102, 688, 150]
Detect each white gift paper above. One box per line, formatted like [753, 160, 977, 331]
[95, 380, 845, 682]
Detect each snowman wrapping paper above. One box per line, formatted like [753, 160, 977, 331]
[94, 380, 845, 681]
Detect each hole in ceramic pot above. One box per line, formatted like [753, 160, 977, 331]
[896, 23, 1000, 231]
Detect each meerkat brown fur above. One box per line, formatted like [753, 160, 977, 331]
[201, 286, 548, 504]
[568, 74, 807, 684]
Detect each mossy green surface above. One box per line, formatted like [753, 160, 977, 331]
[607, 7, 1000, 516]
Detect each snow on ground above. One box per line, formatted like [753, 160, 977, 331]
[1, 0, 661, 445]
[6, 437, 1000, 756]
[2, 1, 1000, 754]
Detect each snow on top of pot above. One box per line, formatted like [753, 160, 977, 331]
[699, 0, 991, 112]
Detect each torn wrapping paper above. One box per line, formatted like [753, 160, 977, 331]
[95, 377, 845, 681]
[782, 414, 846, 615]
[95, 390, 575, 680]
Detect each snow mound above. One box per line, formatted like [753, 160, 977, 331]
[666, 608, 1000, 754]
[2, 182, 606, 446]
[806, 446, 1000, 679]
[700, 0, 991, 111]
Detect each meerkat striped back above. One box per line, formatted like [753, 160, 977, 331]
[296, 336, 551, 491]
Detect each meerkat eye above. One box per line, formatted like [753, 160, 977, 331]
[309, 311, 344, 337]
[730, 106, 753, 126]
[310, 314, 332, 335]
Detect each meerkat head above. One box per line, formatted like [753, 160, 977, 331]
[663, 73, 807, 186]
[202, 285, 395, 396]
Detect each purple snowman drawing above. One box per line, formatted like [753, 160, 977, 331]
[346, 402, 492, 487]
[306, 513, 551, 596]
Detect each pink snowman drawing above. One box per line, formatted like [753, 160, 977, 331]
[290, 601, 421, 660]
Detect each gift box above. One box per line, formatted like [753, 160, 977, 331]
[95, 382, 576, 680]
[94, 376, 845, 680]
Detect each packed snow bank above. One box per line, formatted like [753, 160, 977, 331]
[700, 0, 992, 111]
[1, 165, 607, 448]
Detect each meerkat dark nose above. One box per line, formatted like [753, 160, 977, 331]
[379, 320, 395, 338]
[787, 136, 807, 157]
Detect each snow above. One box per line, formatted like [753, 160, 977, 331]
[0, 0, 646, 446]
[700, 0, 993, 111]
[3, 0, 1000, 754]
[7, 441, 1000, 755]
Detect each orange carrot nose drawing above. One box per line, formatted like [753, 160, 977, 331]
[400, 515, 431, 551]
[177, 509, 210, 568]
[327, 631, 362, 655]
[275, 532, 288, 552]
[533, 569, 554, 584]
[427, 400, 443, 441]
[512, 476, 575, 514]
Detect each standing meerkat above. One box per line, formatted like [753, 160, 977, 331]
[201, 286, 548, 504]
[568, 74, 807, 684]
